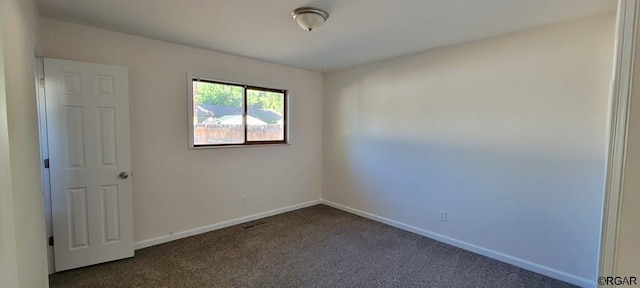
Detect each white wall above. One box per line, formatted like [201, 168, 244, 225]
[0, 8, 20, 288]
[39, 18, 324, 244]
[0, 0, 49, 287]
[323, 14, 615, 286]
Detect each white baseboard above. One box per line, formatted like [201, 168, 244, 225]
[321, 200, 595, 288]
[134, 199, 323, 250]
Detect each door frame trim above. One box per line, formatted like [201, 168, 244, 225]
[599, 0, 638, 282]
[35, 57, 55, 274]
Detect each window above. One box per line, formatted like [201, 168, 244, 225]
[188, 76, 287, 148]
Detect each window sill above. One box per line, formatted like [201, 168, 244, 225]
[189, 143, 291, 150]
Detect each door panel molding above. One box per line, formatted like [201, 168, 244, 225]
[44, 58, 133, 272]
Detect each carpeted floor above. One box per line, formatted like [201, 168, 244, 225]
[49, 205, 576, 288]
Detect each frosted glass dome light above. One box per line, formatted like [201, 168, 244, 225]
[292, 7, 329, 31]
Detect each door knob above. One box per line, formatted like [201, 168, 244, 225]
[118, 172, 129, 179]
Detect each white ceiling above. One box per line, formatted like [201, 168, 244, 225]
[36, 0, 617, 72]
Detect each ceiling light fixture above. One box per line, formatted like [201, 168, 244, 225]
[292, 7, 329, 32]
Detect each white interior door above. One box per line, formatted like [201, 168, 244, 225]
[44, 58, 133, 272]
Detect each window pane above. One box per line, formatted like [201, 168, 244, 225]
[192, 81, 245, 145]
[247, 89, 285, 142]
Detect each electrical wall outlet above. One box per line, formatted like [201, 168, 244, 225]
[241, 196, 248, 205]
[440, 211, 448, 222]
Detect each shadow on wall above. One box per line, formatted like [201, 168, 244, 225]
[323, 14, 614, 281]
[339, 135, 604, 276]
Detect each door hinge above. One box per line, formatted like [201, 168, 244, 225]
[44, 159, 49, 169]
[48, 236, 54, 246]
[39, 78, 45, 88]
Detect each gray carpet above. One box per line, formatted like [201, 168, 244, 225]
[49, 205, 577, 288]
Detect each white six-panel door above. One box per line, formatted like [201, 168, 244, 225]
[44, 58, 133, 271]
